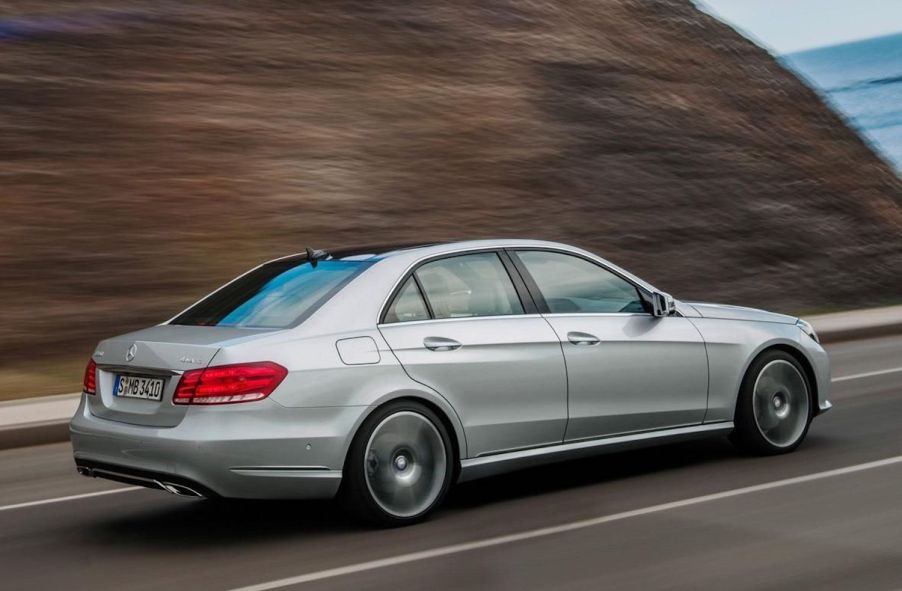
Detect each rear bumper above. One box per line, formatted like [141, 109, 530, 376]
[69, 396, 368, 499]
[75, 458, 220, 497]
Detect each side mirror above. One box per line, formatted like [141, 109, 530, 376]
[651, 291, 675, 317]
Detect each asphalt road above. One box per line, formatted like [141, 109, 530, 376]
[2, 336, 902, 590]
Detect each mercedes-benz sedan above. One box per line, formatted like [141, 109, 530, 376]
[71, 240, 831, 525]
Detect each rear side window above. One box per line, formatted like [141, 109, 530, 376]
[515, 250, 645, 314]
[171, 258, 371, 328]
[383, 278, 430, 323]
[414, 252, 524, 319]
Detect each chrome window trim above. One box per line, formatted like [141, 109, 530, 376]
[377, 313, 546, 329]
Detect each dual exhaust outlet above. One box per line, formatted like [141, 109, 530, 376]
[76, 465, 204, 498]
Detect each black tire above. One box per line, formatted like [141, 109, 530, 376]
[731, 349, 813, 455]
[340, 400, 454, 527]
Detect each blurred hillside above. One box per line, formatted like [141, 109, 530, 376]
[1, 0, 901, 396]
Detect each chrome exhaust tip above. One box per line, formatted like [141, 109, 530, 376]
[155, 480, 204, 498]
[76, 466, 94, 477]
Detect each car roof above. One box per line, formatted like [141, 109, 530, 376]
[343, 239, 593, 260]
[326, 242, 446, 260]
[276, 239, 580, 263]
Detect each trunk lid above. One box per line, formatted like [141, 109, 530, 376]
[88, 324, 278, 427]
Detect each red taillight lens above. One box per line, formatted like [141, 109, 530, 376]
[83, 359, 97, 395]
[173, 362, 288, 405]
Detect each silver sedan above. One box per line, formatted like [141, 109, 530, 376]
[70, 240, 831, 525]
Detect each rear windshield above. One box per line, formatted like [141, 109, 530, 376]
[171, 258, 372, 328]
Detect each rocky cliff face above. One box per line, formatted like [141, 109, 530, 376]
[1, 1, 900, 382]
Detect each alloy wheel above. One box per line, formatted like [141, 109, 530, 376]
[752, 360, 810, 448]
[363, 411, 448, 518]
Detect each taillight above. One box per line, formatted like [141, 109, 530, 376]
[83, 359, 97, 395]
[173, 362, 288, 405]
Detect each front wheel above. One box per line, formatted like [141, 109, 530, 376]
[731, 350, 813, 455]
[340, 401, 454, 526]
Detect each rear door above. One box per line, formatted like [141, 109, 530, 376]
[510, 249, 708, 441]
[378, 251, 568, 457]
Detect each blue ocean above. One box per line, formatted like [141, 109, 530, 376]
[782, 32, 902, 172]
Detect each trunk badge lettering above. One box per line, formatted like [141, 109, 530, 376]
[125, 343, 138, 362]
[180, 356, 203, 365]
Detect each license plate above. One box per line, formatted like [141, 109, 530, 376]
[114, 375, 165, 401]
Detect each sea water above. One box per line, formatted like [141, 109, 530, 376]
[783, 32, 902, 172]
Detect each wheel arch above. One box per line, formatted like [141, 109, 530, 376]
[342, 390, 467, 477]
[737, 343, 819, 417]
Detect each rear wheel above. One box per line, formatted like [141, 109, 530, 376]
[731, 350, 812, 455]
[340, 401, 453, 526]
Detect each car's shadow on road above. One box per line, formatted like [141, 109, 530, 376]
[447, 436, 739, 509]
[87, 495, 355, 547]
[86, 434, 834, 550]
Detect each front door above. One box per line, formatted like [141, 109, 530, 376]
[511, 249, 708, 441]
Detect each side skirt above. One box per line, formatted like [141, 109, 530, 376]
[457, 422, 734, 483]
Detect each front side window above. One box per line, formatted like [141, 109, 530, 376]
[171, 258, 371, 328]
[515, 250, 645, 314]
[411, 252, 524, 320]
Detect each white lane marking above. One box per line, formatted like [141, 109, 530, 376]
[0, 486, 141, 513]
[832, 366, 902, 383]
[228, 455, 902, 591]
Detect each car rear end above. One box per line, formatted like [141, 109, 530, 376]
[70, 253, 375, 499]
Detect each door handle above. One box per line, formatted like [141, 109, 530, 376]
[423, 337, 462, 351]
[567, 331, 600, 346]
